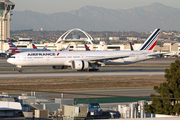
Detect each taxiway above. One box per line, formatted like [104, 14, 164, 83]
[0, 71, 164, 79]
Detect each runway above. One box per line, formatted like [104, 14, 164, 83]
[0, 71, 164, 79]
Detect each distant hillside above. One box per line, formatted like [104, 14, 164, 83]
[10, 3, 180, 32]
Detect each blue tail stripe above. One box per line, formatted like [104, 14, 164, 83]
[143, 32, 160, 50]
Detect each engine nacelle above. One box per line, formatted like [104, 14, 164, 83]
[71, 60, 89, 70]
[52, 66, 68, 69]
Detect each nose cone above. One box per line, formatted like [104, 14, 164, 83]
[7, 58, 15, 64]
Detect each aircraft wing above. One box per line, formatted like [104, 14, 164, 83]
[64, 55, 129, 66]
[147, 52, 166, 57]
[88, 55, 129, 62]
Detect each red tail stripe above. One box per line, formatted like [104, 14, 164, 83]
[148, 40, 157, 50]
[10, 48, 15, 50]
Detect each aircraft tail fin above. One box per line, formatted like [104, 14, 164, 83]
[65, 44, 70, 51]
[32, 44, 37, 49]
[43, 45, 48, 50]
[7, 38, 17, 50]
[85, 45, 102, 51]
[138, 28, 160, 51]
[85, 44, 90, 51]
[129, 42, 134, 51]
[7, 38, 21, 53]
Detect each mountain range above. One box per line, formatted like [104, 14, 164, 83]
[10, 3, 180, 32]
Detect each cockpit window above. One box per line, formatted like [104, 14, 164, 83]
[10, 56, 16, 58]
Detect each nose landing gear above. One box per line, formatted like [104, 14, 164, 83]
[17, 65, 22, 73]
[18, 69, 22, 73]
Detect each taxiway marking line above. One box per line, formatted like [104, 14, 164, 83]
[17, 76, 26, 79]
[86, 75, 92, 78]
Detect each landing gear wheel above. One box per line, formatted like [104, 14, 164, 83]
[18, 69, 22, 73]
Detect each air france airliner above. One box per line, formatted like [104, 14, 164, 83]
[7, 28, 161, 72]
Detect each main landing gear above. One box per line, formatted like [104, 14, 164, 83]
[77, 68, 100, 72]
[89, 65, 100, 72]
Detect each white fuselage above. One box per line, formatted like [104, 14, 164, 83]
[7, 50, 153, 67]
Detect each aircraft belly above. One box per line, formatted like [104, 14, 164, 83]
[45, 58, 65, 66]
[105, 59, 125, 65]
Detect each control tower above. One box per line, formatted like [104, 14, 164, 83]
[0, 0, 15, 50]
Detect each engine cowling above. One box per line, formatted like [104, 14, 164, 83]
[71, 60, 89, 70]
[52, 66, 68, 69]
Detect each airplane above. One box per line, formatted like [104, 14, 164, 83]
[7, 38, 50, 54]
[7, 28, 161, 73]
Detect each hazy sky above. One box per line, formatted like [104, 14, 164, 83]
[11, 0, 180, 14]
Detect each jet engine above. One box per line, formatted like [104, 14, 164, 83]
[52, 66, 68, 69]
[71, 60, 89, 70]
